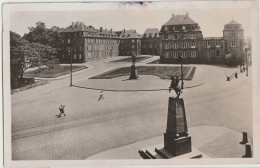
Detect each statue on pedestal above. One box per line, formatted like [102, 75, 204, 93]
[129, 52, 139, 80]
[169, 75, 182, 99]
[164, 75, 191, 156]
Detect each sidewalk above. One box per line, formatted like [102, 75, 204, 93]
[87, 125, 250, 159]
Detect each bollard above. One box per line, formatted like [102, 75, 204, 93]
[240, 132, 248, 144]
[242, 144, 252, 158]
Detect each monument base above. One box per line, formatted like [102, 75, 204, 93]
[129, 65, 139, 79]
[139, 144, 203, 159]
[164, 133, 191, 156]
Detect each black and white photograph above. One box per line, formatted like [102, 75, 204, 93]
[2, 0, 260, 167]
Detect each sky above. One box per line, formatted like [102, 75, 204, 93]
[8, 1, 255, 38]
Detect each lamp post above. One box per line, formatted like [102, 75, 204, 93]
[245, 46, 249, 77]
[70, 50, 72, 87]
[180, 55, 184, 89]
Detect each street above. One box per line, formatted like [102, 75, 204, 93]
[11, 56, 252, 159]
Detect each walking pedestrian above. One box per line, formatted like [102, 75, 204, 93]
[61, 105, 66, 116]
[58, 105, 66, 118]
[98, 90, 104, 101]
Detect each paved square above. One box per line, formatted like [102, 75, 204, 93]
[11, 56, 252, 160]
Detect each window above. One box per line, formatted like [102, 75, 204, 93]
[187, 52, 191, 58]
[79, 54, 82, 59]
[182, 26, 186, 30]
[216, 41, 221, 47]
[190, 34, 194, 39]
[165, 52, 169, 58]
[68, 38, 70, 44]
[232, 32, 238, 38]
[231, 41, 237, 47]
[74, 54, 77, 59]
[149, 44, 152, 48]
[165, 35, 168, 40]
[175, 35, 178, 40]
[183, 42, 187, 48]
[191, 51, 197, 58]
[173, 27, 176, 31]
[179, 51, 183, 58]
[165, 27, 168, 31]
[173, 52, 178, 58]
[191, 42, 196, 48]
[174, 43, 177, 49]
[216, 50, 220, 57]
[205, 41, 210, 48]
[132, 39, 135, 43]
[132, 45, 135, 49]
[183, 52, 187, 58]
[68, 47, 71, 55]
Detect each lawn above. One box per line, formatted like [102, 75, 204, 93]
[90, 66, 196, 80]
[147, 59, 160, 64]
[111, 56, 152, 63]
[24, 65, 87, 78]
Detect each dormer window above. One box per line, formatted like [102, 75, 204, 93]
[165, 27, 168, 31]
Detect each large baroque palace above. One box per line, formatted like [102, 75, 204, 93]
[60, 13, 246, 65]
[159, 13, 245, 64]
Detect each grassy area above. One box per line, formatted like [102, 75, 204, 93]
[91, 66, 196, 80]
[11, 80, 48, 94]
[147, 59, 160, 64]
[24, 65, 87, 78]
[111, 56, 152, 63]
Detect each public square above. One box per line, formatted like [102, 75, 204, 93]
[11, 55, 252, 160]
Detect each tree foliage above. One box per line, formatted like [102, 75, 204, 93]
[23, 22, 62, 49]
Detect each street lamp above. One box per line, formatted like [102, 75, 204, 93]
[179, 54, 184, 89]
[69, 48, 72, 87]
[245, 45, 249, 77]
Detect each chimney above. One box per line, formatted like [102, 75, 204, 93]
[100, 27, 103, 32]
[172, 13, 174, 18]
[110, 29, 112, 33]
[72, 22, 76, 28]
[186, 12, 189, 17]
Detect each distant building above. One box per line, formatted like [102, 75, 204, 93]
[223, 20, 245, 63]
[118, 29, 142, 56]
[159, 13, 245, 65]
[141, 28, 160, 55]
[159, 13, 203, 64]
[60, 22, 120, 63]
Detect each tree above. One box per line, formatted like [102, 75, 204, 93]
[23, 22, 62, 49]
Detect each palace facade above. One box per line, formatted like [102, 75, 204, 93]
[118, 29, 142, 56]
[60, 22, 120, 63]
[141, 28, 160, 55]
[59, 15, 246, 65]
[159, 13, 245, 65]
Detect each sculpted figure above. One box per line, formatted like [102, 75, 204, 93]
[169, 75, 182, 99]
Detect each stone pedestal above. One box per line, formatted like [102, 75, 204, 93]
[166, 98, 188, 135]
[164, 97, 191, 156]
[164, 133, 191, 156]
[129, 65, 139, 79]
[138, 97, 197, 159]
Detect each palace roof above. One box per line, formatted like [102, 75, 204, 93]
[163, 13, 197, 26]
[226, 19, 241, 25]
[119, 30, 141, 39]
[60, 22, 118, 38]
[142, 28, 159, 38]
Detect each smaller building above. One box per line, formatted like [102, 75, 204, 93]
[60, 22, 120, 63]
[141, 28, 160, 55]
[201, 37, 225, 64]
[118, 29, 142, 56]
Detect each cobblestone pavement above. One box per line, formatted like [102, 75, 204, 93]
[11, 56, 252, 160]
